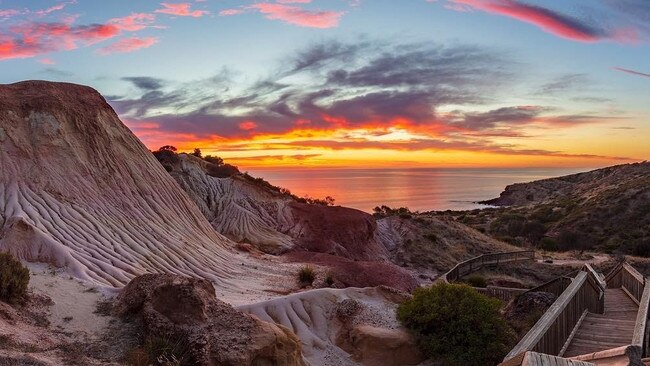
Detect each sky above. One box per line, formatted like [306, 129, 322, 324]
[0, 0, 649, 169]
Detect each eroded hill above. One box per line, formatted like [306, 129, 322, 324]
[456, 162, 650, 255]
[0, 81, 288, 299]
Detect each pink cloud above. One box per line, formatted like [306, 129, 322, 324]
[38, 58, 56, 65]
[0, 23, 120, 60]
[34, 1, 77, 17]
[155, 3, 209, 17]
[0, 6, 163, 61]
[0, 9, 21, 18]
[447, 0, 607, 42]
[219, 9, 245, 16]
[109, 13, 156, 31]
[248, 3, 343, 28]
[97, 37, 158, 55]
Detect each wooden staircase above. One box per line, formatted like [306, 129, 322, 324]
[563, 288, 638, 357]
[501, 262, 650, 366]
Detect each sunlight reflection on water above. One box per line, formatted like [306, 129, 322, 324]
[245, 167, 586, 212]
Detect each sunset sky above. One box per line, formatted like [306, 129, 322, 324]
[1, 0, 648, 168]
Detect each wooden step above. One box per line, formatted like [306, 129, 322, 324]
[563, 288, 639, 358]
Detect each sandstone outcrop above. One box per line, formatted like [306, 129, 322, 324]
[115, 274, 307, 366]
[0, 81, 282, 299]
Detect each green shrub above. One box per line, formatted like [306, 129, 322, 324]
[203, 155, 223, 166]
[397, 283, 515, 366]
[205, 163, 239, 178]
[539, 237, 559, 251]
[0, 252, 29, 304]
[297, 266, 316, 287]
[324, 272, 335, 287]
[464, 275, 488, 288]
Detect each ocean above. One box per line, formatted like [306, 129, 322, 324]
[245, 167, 589, 212]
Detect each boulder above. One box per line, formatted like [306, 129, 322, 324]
[505, 291, 557, 319]
[344, 325, 425, 366]
[333, 293, 425, 366]
[114, 274, 307, 366]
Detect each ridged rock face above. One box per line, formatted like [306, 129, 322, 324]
[239, 286, 412, 366]
[0, 81, 256, 288]
[167, 155, 295, 254]
[166, 154, 390, 260]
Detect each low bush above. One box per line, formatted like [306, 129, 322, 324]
[464, 275, 488, 288]
[0, 252, 29, 304]
[538, 237, 559, 251]
[297, 266, 316, 287]
[324, 272, 335, 287]
[397, 283, 515, 366]
[205, 163, 239, 178]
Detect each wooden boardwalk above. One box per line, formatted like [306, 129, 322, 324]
[563, 288, 638, 358]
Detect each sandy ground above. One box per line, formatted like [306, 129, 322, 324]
[536, 251, 611, 267]
[0, 264, 138, 365]
[27, 263, 116, 338]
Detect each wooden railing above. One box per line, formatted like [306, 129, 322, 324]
[603, 262, 650, 357]
[502, 270, 605, 363]
[523, 274, 576, 298]
[633, 282, 650, 357]
[475, 286, 528, 303]
[441, 250, 536, 283]
[606, 262, 645, 302]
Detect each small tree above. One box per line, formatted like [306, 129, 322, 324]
[158, 145, 177, 152]
[0, 252, 30, 304]
[191, 148, 202, 158]
[204, 155, 224, 166]
[397, 283, 515, 366]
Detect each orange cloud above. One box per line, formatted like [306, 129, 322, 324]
[239, 121, 258, 131]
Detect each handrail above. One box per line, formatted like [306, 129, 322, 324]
[441, 250, 535, 283]
[523, 271, 577, 298]
[571, 345, 642, 365]
[604, 261, 624, 283]
[633, 279, 650, 357]
[503, 271, 604, 361]
[606, 262, 645, 302]
[503, 261, 649, 365]
[581, 264, 606, 292]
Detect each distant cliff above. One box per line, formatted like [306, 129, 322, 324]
[481, 162, 650, 207]
[466, 162, 650, 255]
